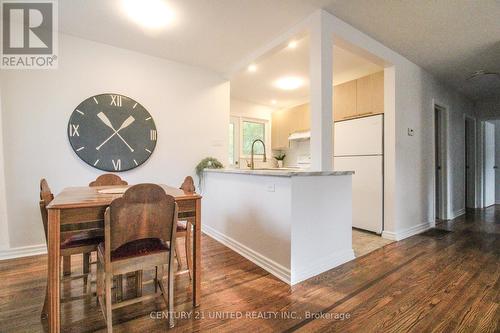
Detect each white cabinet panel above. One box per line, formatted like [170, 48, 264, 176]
[334, 155, 383, 233]
[334, 115, 383, 156]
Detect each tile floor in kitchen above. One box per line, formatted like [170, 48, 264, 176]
[352, 228, 394, 257]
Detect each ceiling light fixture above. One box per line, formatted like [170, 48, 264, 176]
[271, 100, 277, 105]
[247, 64, 257, 72]
[288, 40, 298, 49]
[274, 76, 304, 90]
[122, 0, 175, 29]
[466, 70, 500, 81]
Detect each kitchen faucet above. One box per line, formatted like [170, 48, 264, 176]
[250, 139, 266, 169]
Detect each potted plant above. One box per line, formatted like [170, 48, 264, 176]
[274, 152, 286, 168]
[195, 157, 223, 189]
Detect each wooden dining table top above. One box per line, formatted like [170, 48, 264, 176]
[47, 184, 202, 209]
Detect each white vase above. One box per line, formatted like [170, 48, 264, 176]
[277, 160, 284, 168]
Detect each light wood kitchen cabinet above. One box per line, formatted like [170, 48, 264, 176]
[272, 109, 294, 150]
[333, 80, 357, 121]
[271, 104, 310, 150]
[371, 71, 384, 115]
[356, 71, 384, 117]
[289, 104, 309, 132]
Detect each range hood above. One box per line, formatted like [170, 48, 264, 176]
[288, 130, 310, 141]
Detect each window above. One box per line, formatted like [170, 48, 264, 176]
[242, 120, 265, 156]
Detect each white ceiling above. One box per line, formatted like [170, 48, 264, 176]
[230, 36, 382, 108]
[58, 0, 500, 101]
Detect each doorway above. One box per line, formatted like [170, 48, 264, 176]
[483, 121, 496, 207]
[434, 104, 447, 220]
[464, 116, 476, 208]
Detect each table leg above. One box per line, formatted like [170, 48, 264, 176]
[63, 256, 71, 276]
[48, 209, 61, 333]
[193, 198, 201, 307]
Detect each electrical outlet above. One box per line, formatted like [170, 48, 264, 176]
[407, 128, 415, 136]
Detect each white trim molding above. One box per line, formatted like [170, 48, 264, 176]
[450, 208, 466, 219]
[0, 243, 46, 261]
[382, 221, 433, 241]
[291, 249, 354, 285]
[202, 225, 291, 284]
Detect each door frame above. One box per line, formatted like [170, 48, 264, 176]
[479, 119, 497, 207]
[433, 99, 450, 220]
[464, 114, 477, 208]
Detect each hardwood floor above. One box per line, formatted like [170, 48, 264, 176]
[0, 205, 498, 332]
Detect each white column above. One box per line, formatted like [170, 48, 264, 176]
[309, 12, 333, 171]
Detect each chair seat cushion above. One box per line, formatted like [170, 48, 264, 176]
[60, 233, 103, 250]
[98, 238, 170, 262]
[177, 220, 188, 231]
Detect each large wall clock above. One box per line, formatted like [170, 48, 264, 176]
[68, 93, 157, 172]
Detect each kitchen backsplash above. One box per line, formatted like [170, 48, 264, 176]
[274, 139, 311, 169]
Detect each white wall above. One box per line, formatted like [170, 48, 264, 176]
[230, 98, 273, 120]
[0, 87, 9, 250]
[0, 34, 229, 250]
[475, 96, 500, 120]
[394, 67, 474, 229]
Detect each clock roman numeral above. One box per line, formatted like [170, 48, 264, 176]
[110, 95, 122, 107]
[150, 129, 157, 141]
[69, 124, 80, 136]
[112, 159, 121, 171]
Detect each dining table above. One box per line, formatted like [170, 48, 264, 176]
[46, 184, 202, 333]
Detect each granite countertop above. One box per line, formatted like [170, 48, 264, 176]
[204, 168, 354, 177]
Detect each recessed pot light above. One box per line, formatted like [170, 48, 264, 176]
[247, 64, 257, 72]
[271, 100, 277, 105]
[288, 40, 298, 49]
[274, 76, 304, 90]
[122, 0, 175, 29]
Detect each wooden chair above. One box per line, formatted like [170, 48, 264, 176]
[89, 174, 128, 187]
[89, 174, 129, 299]
[175, 176, 195, 279]
[97, 184, 177, 332]
[40, 179, 103, 318]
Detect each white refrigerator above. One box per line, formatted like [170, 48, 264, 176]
[334, 115, 383, 233]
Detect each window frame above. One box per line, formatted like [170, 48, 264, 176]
[239, 117, 268, 159]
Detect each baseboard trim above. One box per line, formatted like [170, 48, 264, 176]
[291, 249, 355, 285]
[0, 243, 46, 261]
[382, 221, 433, 241]
[450, 208, 466, 219]
[202, 225, 291, 284]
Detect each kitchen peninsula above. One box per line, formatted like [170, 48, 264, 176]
[202, 168, 354, 285]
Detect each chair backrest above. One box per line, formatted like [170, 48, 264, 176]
[39, 179, 54, 241]
[180, 176, 196, 193]
[89, 174, 128, 187]
[107, 184, 177, 252]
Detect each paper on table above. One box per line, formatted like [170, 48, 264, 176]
[97, 187, 128, 194]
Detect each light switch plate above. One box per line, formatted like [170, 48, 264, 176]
[266, 184, 275, 192]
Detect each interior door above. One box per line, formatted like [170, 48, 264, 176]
[484, 122, 495, 207]
[465, 118, 475, 208]
[496, 122, 500, 204]
[435, 109, 443, 219]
